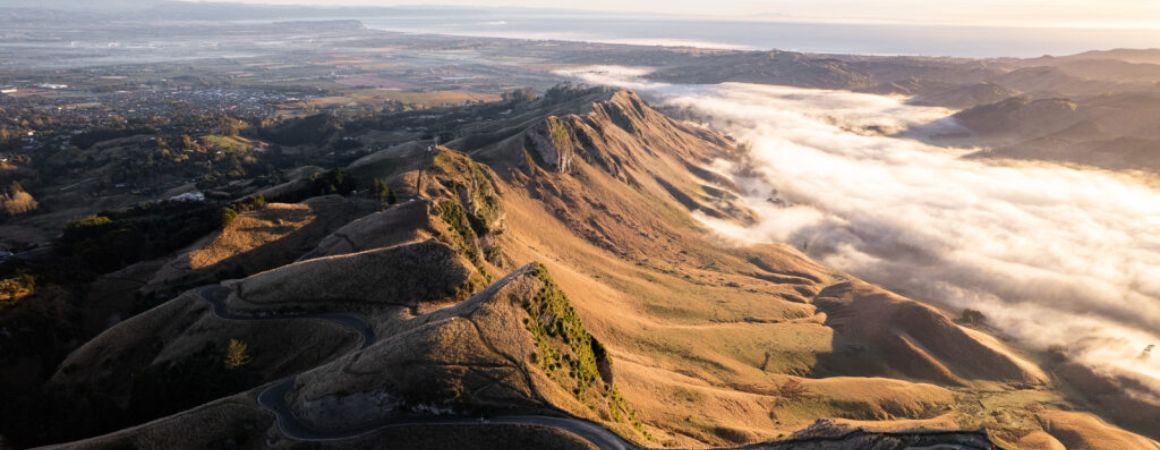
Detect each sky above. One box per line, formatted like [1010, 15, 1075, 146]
[210, 0, 1160, 28]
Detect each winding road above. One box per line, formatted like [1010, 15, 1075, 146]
[196, 285, 631, 450]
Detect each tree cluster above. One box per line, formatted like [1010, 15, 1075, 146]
[57, 201, 220, 274]
[310, 169, 357, 196]
[369, 178, 398, 206]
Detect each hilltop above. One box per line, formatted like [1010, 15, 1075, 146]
[2, 87, 1156, 449]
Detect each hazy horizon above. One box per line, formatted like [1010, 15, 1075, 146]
[4, 2, 1160, 447]
[190, 0, 1160, 29]
[356, 13, 1160, 58]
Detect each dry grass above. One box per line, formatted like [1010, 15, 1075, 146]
[1037, 410, 1160, 450]
[145, 196, 376, 296]
[278, 422, 600, 450]
[230, 240, 485, 314]
[49, 293, 360, 408]
[1, 191, 37, 216]
[43, 397, 272, 450]
[190, 203, 315, 270]
[1018, 430, 1068, 450]
[469, 91, 1085, 447]
[43, 89, 1157, 450]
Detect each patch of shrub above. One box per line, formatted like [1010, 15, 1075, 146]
[775, 379, 809, 404]
[524, 264, 649, 439]
[219, 207, 239, 228]
[310, 169, 356, 196]
[437, 200, 482, 264]
[0, 272, 35, 308]
[958, 308, 987, 327]
[369, 178, 397, 206]
[218, 195, 268, 228]
[57, 201, 220, 274]
[129, 340, 258, 423]
[258, 113, 342, 146]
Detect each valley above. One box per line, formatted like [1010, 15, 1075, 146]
[1, 5, 1159, 450]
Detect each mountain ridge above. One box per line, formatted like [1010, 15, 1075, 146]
[19, 87, 1159, 449]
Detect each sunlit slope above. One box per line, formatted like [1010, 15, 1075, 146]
[43, 88, 1158, 449]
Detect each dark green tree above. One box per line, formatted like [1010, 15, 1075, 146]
[226, 153, 245, 179]
[370, 178, 397, 205]
[219, 207, 238, 228]
[311, 169, 356, 196]
[370, 178, 388, 201]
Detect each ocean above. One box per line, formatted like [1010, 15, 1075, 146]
[361, 12, 1159, 58]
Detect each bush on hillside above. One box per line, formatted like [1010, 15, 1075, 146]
[258, 113, 342, 146]
[958, 308, 988, 327]
[310, 169, 356, 196]
[57, 202, 220, 274]
[129, 340, 257, 424]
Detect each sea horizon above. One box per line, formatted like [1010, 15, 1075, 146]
[356, 11, 1160, 58]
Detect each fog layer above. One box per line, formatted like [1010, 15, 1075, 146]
[561, 67, 1160, 394]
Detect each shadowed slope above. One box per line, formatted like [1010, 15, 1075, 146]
[31, 88, 1157, 450]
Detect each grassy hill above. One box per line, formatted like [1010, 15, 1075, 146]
[12, 88, 1158, 450]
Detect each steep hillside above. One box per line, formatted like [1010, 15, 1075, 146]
[909, 82, 1019, 109]
[960, 92, 1160, 173]
[1064, 49, 1160, 65]
[141, 195, 377, 300]
[953, 97, 1084, 140]
[30, 88, 1159, 450]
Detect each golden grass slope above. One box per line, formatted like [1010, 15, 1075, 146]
[812, 281, 1047, 386]
[284, 263, 648, 441]
[143, 195, 376, 296]
[228, 240, 486, 315]
[47, 292, 360, 413]
[38, 88, 1160, 450]
[1037, 410, 1160, 450]
[459, 89, 1135, 447]
[302, 199, 437, 258]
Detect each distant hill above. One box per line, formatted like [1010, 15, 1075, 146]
[4, 0, 163, 10]
[951, 90, 1160, 173]
[953, 96, 1083, 138]
[4, 0, 495, 21]
[649, 51, 874, 89]
[1067, 48, 1160, 65]
[143, 1, 494, 21]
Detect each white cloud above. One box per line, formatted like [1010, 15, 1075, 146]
[563, 66, 1160, 395]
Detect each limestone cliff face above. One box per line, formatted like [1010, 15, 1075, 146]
[526, 116, 578, 173]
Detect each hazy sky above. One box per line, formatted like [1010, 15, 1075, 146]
[214, 0, 1160, 28]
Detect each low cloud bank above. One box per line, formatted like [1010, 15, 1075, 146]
[561, 67, 1160, 395]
